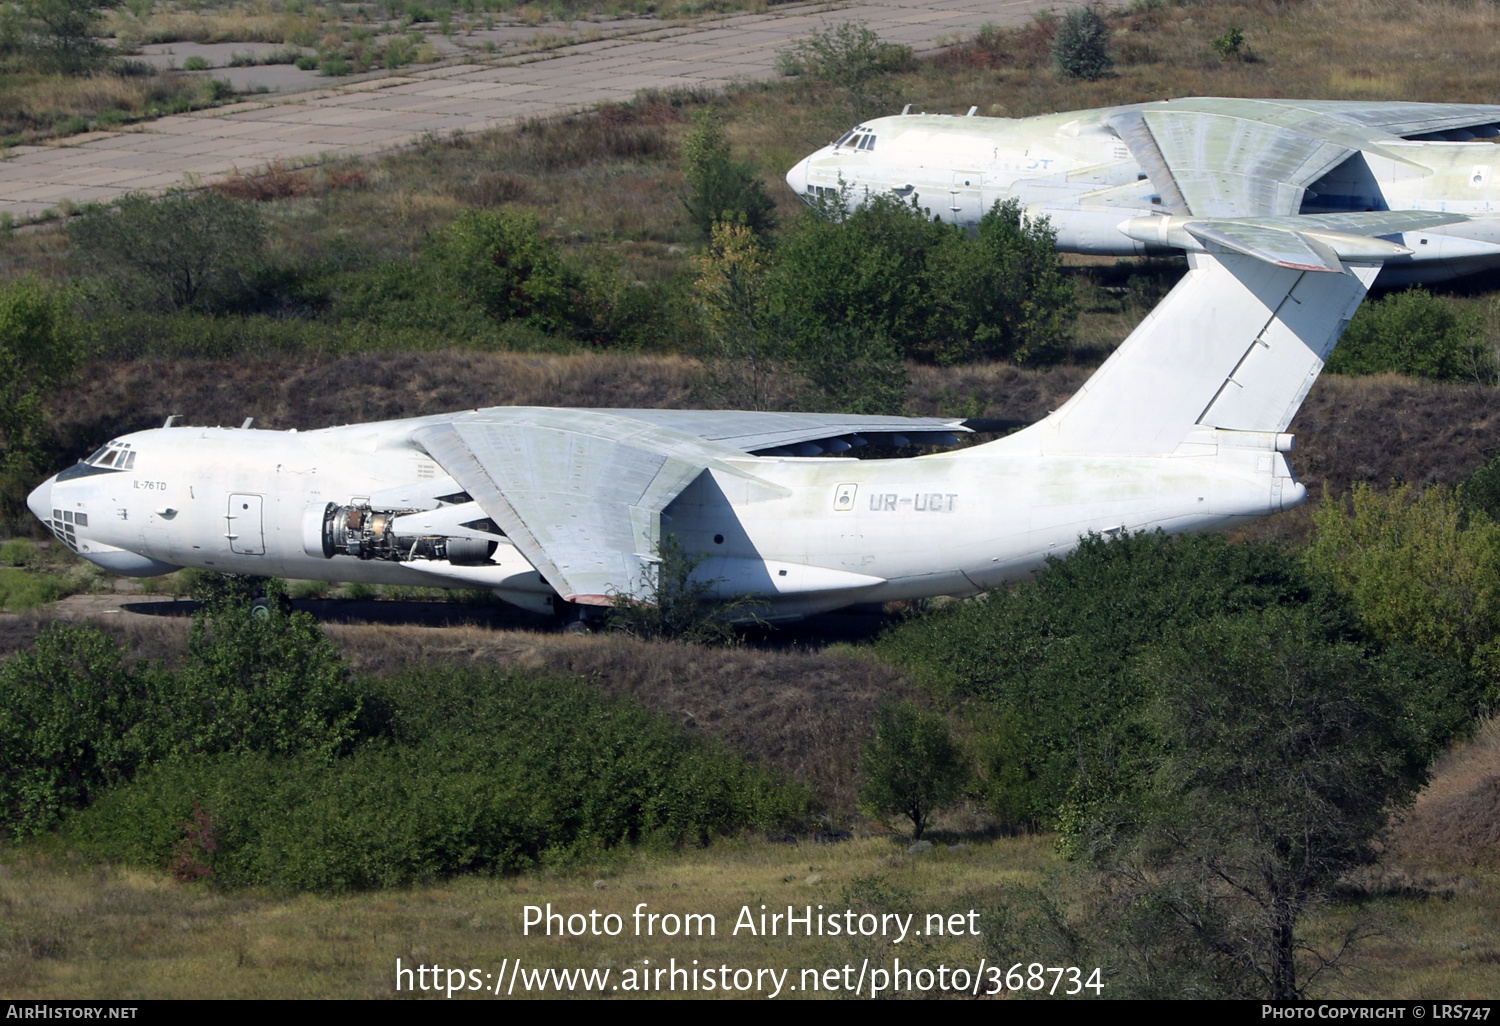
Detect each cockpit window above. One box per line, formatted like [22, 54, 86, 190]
[85, 441, 135, 469]
[859, 135, 876, 150]
[835, 131, 856, 146]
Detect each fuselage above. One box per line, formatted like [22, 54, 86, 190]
[28, 411, 1300, 619]
[787, 106, 1500, 283]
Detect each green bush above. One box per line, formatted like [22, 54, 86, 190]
[1308, 483, 1500, 694]
[427, 208, 573, 332]
[0, 277, 88, 472]
[0, 623, 149, 836]
[878, 533, 1354, 825]
[680, 109, 777, 240]
[1325, 287, 1492, 381]
[768, 195, 1074, 365]
[67, 668, 807, 888]
[858, 701, 967, 840]
[1210, 26, 1245, 60]
[1052, 6, 1113, 80]
[67, 189, 267, 314]
[775, 21, 914, 86]
[181, 54, 209, 70]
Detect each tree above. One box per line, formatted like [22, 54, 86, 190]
[0, 277, 87, 473]
[924, 200, 1076, 364]
[858, 700, 967, 840]
[680, 109, 777, 240]
[767, 194, 1075, 365]
[2, 0, 119, 73]
[1052, 6, 1113, 81]
[1086, 609, 1444, 998]
[68, 189, 267, 314]
[692, 220, 801, 411]
[693, 220, 908, 414]
[1307, 483, 1500, 688]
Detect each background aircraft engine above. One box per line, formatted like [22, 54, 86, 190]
[302, 503, 498, 565]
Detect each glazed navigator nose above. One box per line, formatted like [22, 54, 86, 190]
[26, 474, 54, 526]
[785, 156, 810, 198]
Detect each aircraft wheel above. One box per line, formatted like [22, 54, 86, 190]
[250, 597, 273, 621]
[561, 618, 593, 636]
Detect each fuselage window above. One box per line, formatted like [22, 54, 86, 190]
[75, 512, 88, 527]
[63, 510, 74, 523]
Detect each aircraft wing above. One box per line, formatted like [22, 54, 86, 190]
[410, 408, 970, 604]
[1104, 98, 1498, 218]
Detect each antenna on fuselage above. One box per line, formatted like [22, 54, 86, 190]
[901, 103, 911, 115]
[967, 106, 977, 116]
[241, 417, 255, 429]
[163, 415, 181, 428]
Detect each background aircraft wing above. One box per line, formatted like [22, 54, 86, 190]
[411, 409, 971, 605]
[1105, 98, 1498, 219]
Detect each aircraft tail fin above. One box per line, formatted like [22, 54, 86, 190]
[996, 227, 1397, 456]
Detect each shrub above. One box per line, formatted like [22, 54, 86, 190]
[0, 276, 89, 472]
[182, 54, 209, 70]
[877, 532, 1362, 825]
[768, 195, 1074, 365]
[858, 701, 967, 840]
[608, 534, 752, 644]
[1325, 287, 1492, 381]
[66, 668, 808, 888]
[67, 189, 267, 314]
[0, 623, 148, 836]
[775, 21, 914, 86]
[1308, 483, 1500, 694]
[1210, 25, 1245, 60]
[680, 109, 777, 240]
[1051, 6, 1113, 80]
[427, 208, 573, 332]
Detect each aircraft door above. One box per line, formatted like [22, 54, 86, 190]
[950, 172, 984, 228]
[226, 493, 265, 555]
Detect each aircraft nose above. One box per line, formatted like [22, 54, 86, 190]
[26, 475, 54, 526]
[786, 156, 810, 199]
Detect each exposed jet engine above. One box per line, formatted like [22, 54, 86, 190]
[303, 502, 499, 565]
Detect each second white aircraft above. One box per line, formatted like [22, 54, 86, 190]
[788, 97, 1500, 283]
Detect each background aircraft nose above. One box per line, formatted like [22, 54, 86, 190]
[27, 476, 53, 525]
[786, 157, 810, 198]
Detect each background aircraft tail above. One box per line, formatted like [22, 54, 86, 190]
[997, 242, 1384, 457]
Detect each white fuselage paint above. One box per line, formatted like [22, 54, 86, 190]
[35, 414, 1295, 619]
[788, 111, 1500, 283]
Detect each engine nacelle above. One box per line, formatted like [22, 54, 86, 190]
[302, 502, 497, 565]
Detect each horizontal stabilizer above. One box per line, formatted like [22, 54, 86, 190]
[1120, 209, 1465, 270]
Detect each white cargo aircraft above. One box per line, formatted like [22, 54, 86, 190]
[27, 219, 1424, 624]
[786, 97, 1500, 283]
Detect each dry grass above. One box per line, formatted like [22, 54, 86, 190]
[1388, 717, 1500, 871]
[109, 9, 324, 47]
[0, 70, 204, 143]
[0, 834, 1057, 999]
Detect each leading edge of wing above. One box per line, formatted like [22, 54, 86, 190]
[409, 411, 793, 606]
